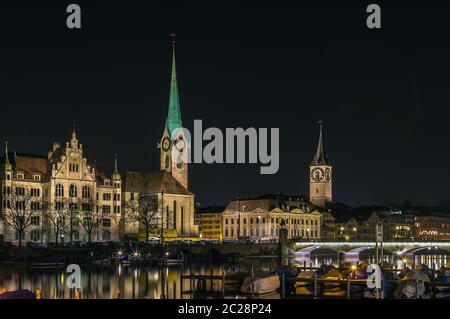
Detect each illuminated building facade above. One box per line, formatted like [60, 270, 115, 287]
[0, 130, 122, 244]
[194, 206, 224, 241]
[222, 195, 321, 241]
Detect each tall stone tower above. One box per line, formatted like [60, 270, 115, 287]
[159, 40, 188, 189]
[309, 121, 332, 208]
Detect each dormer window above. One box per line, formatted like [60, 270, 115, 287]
[104, 179, 110, 186]
[17, 173, 24, 180]
[33, 175, 41, 181]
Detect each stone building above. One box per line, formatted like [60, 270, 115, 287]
[121, 44, 198, 241]
[194, 206, 224, 241]
[222, 194, 321, 241]
[0, 129, 121, 244]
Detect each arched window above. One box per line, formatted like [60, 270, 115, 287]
[69, 185, 77, 198]
[82, 186, 90, 199]
[173, 200, 177, 229]
[55, 184, 64, 197]
[72, 230, 80, 241]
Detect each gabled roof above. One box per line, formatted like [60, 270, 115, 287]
[225, 194, 318, 213]
[0, 152, 51, 180]
[124, 170, 193, 196]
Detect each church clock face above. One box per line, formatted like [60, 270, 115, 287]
[310, 167, 325, 182]
[162, 137, 171, 152]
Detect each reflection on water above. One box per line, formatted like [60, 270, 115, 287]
[0, 260, 273, 299]
[1, 253, 449, 299]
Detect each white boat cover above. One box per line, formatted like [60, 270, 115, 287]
[240, 274, 280, 295]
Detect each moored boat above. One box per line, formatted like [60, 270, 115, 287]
[240, 273, 280, 295]
[0, 289, 36, 299]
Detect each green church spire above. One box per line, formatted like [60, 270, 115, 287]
[111, 154, 121, 181]
[166, 39, 182, 138]
[2, 141, 12, 172]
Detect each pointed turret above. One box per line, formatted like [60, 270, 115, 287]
[311, 121, 329, 165]
[111, 154, 122, 181]
[70, 121, 79, 149]
[166, 41, 183, 137]
[1, 141, 12, 172]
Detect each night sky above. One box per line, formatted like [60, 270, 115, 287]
[1, 1, 450, 207]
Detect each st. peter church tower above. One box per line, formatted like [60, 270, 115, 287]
[309, 121, 332, 208]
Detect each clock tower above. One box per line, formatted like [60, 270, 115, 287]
[309, 121, 332, 208]
[159, 39, 188, 189]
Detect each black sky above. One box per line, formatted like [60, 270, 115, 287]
[1, 1, 450, 207]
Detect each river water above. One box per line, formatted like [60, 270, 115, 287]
[0, 259, 279, 299]
[0, 255, 447, 299]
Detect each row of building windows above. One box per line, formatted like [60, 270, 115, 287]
[1, 200, 42, 210]
[54, 184, 120, 201]
[15, 229, 113, 242]
[2, 187, 42, 197]
[224, 217, 319, 226]
[51, 202, 121, 215]
[4, 173, 41, 181]
[224, 227, 319, 238]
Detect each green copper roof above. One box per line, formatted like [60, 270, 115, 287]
[1, 141, 12, 172]
[166, 46, 182, 137]
[111, 154, 122, 181]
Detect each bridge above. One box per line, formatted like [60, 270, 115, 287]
[293, 241, 450, 252]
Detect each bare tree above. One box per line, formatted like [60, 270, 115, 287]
[43, 199, 70, 245]
[77, 200, 102, 244]
[0, 186, 42, 247]
[68, 199, 80, 244]
[125, 193, 165, 242]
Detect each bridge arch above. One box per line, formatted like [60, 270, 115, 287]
[402, 246, 450, 270]
[295, 245, 337, 267]
[345, 246, 392, 264]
